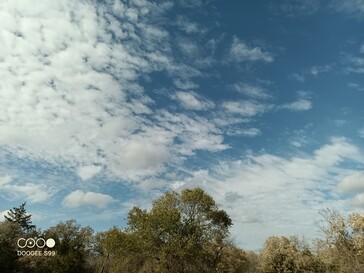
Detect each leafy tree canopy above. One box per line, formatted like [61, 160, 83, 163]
[101, 188, 233, 273]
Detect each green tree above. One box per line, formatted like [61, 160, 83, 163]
[5, 202, 36, 233]
[0, 221, 22, 272]
[102, 188, 233, 273]
[22, 219, 95, 273]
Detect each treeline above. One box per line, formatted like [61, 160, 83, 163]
[0, 188, 363, 273]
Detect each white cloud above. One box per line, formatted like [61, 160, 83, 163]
[333, 0, 364, 18]
[176, 16, 205, 34]
[292, 64, 332, 82]
[178, 137, 363, 250]
[282, 99, 312, 111]
[179, 0, 204, 8]
[351, 193, 364, 207]
[361, 44, 364, 53]
[173, 79, 199, 90]
[232, 82, 271, 99]
[173, 91, 215, 110]
[0, 175, 55, 203]
[309, 65, 332, 76]
[226, 128, 261, 137]
[77, 165, 102, 181]
[0, 175, 12, 186]
[348, 82, 364, 91]
[338, 172, 364, 193]
[177, 38, 200, 57]
[10, 184, 55, 203]
[0, 0, 228, 186]
[282, 91, 312, 111]
[345, 56, 364, 73]
[359, 128, 364, 138]
[62, 190, 114, 208]
[229, 37, 273, 63]
[275, 0, 321, 16]
[121, 139, 170, 170]
[291, 73, 306, 82]
[158, 111, 228, 152]
[222, 101, 270, 117]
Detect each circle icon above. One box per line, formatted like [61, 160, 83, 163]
[26, 238, 36, 248]
[36, 238, 46, 248]
[46, 238, 56, 248]
[17, 238, 27, 248]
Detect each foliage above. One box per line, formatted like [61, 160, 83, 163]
[260, 235, 325, 273]
[41, 219, 94, 273]
[0, 192, 363, 273]
[317, 210, 364, 273]
[5, 202, 36, 233]
[101, 188, 233, 272]
[0, 221, 22, 272]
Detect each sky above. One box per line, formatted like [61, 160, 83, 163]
[0, 0, 364, 251]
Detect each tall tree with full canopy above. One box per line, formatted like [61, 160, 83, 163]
[101, 188, 234, 273]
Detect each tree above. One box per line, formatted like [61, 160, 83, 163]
[21, 219, 95, 273]
[260, 236, 325, 273]
[0, 221, 22, 272]
[5, 202, 35, 233]
[101, 188, 233, 273]
[317, 210, 364, 273]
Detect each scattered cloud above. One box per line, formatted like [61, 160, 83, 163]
[176, 16, 206, 34]
[77, 165, 103, 181]
[348, 82, 364, 91]
[282, 99, 312, 111]
[0, 175, 56, 203]
[274, 0, 364, 19]
[62, 190, 114, 208]
[351, 193, 364, 207]
[0, 0, 225, 185]
[292, 64, 332, 82]
[173, 78, 199, 90]
[177, 137, 363, 249]
[173, 91, 215, 110]
[282, 91, 312, 111]
[222, 101, 271, 117]
[229, 37, 273, 63]
[226, 127, 262, 137]
[179, 0, 204, 8]
[289, 129, 310, 148]
[337, 172, 364, 193]
[0, 175, 12, 187]
[232, 82, 271, 99]
[291, 73, 306, 82]
[271, 0, 321, 17]
[359, 128, 364, 138]
[332, 0, 364, 18]
[309, 65, 332, 76]
[345, 56, 364, 73]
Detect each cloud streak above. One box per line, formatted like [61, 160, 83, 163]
[229, 37, 273, 63]
[177, 137, 364, 249]
[62, 190, 114, 208]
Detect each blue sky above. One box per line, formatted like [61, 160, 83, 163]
[1, 0, 364, 250]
